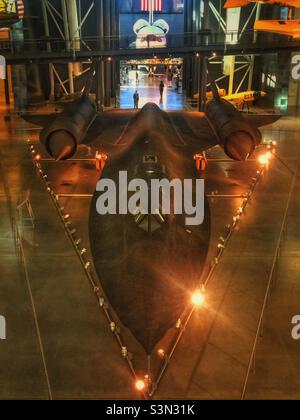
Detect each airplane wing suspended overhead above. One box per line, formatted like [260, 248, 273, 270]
[224, 0, 250, 8]
[224, 0, 300, 8]
[254, 20, 300, 38]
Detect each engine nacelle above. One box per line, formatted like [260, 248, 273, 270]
[40, 96, 96, 160]
[206, 98, 262, 161]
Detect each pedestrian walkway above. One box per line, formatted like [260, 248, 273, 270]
[119, 73, 184, 110]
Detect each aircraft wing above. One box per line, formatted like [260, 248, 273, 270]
[166, 111, 219, 152]
[86, 110, 220, 155]
[280, 0, 300, 6]
[22, 108, 281, 157]
[22, 109, 220, 154]
[22, 109, 138, 147]
[224, 0, 250, 8]
[165, 111, 281, 152]
[254, 20, 300, 38]
[242, 113, 281, 127]
[21, 113, 59, 127]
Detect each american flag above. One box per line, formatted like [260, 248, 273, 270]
[17, 0, 24, 19]
[141, 0, 163, 11]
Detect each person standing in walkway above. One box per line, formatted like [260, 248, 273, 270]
[133, 90, 140, 109]
[159, 80, 165, 99]
[175, 75, 180, 92]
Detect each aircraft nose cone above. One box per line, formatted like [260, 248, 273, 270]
[47, 130, 77, 161]
[225, 132, 255, 161]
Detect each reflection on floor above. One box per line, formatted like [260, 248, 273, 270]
[119, 72, 185, 110]
[0, 104, 300, 399]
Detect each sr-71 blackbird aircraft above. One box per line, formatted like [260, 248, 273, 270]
[23, 70, 280, 354]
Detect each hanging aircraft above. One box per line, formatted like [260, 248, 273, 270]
[194, 90, 267, 110]
[224, 90, 267, 111]
[254, 19, 300, 38]
[22, 66, 280, 355]
[224, 0, 300, 8]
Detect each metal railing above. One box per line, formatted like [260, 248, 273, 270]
[1, 30, 299, 57]
[240, 159, 299, 400]
[28, 142, 148, 399]
[150, 159, 268, 396]
[13, 215, 53, 400]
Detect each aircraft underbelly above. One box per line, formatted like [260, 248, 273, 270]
[89, 127, 211, 353]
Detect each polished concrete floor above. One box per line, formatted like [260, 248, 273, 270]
[119, 71, 184, 110]
[0, 102, 299, 400]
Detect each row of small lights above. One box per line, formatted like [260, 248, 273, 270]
[206, 143, 276, 289]
[30, 143, 206, 395]
[27, 141, 153, 396]
[112, 144, 277, 394]
[195, 52, 217, 58]
[29, 145, 208, 396]
[27, 140, 275, 395]
[135, 288, 206, 394]
[147, 144, 276, 395]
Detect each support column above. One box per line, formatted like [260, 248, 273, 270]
[198, 57, 208, 112]
[248, 56, 255, 91]
[96, 60, 104, 111]
[61, 0, 74, 95]
[228, 56, 236, 96]
[104, 0, 111, 107]
[104, 60, 112, 107]
[42, 0, 55, 99]
[253, 4, 262, 43]
[4, 71, 10, 105]
[66, 0, 81, 76]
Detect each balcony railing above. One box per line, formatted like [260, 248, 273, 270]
[1, 30, 300, 58]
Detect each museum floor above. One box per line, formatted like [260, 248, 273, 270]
[119, 72, 185, 110]
[0, 103, 299, 400]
